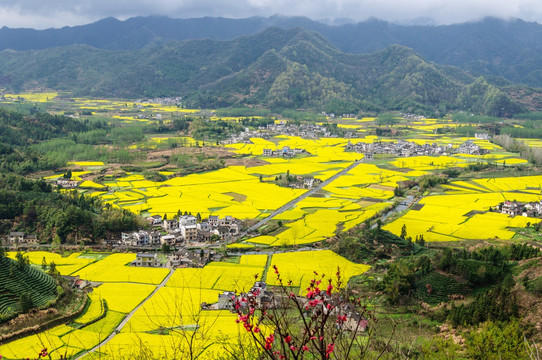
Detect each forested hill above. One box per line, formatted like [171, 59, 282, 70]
[0, 27, 531, 116]
[2, 16, 542, 88]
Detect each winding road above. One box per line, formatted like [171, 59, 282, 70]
[75, 269, 174, 360]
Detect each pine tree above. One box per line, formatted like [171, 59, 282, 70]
[400, 224, 407, 239]
[48, 261, 58, 276]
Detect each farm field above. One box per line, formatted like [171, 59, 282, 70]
[266, 250, 371, 294]
[0, 250, 365, 359]
[6, 251, 94, 275]
[384, 175, 542, 241]
[65, 130, 534, 246]
[4, 92, 542, 358]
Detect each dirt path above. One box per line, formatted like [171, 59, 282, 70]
[75, 269, 174, 359]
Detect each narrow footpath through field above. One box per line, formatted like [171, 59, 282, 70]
[244, 159, 364, 234]
[75, 269, 174, 360]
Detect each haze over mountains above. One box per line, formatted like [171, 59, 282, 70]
[1, 16, 542, 115]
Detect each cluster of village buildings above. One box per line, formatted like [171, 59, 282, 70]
[222, 122, 356, 145]
[274, 175, 322, 190]
[262, 146, 309, 158]
[133, 247, 223, 268]
[56, 178, 81, 188]
[345, 138, 489, 160]
[3, 214, 241, 257]
[121, 214, 241, 247]
[135, 97, 183, 106]
[499, 200, 542, 218]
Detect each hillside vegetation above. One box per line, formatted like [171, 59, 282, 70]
[0, 27, 530, 116]
[2, 16, 542, 88]
[0, 253, 57, 317]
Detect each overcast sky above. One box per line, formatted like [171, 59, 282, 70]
[1, 0, 541, 29]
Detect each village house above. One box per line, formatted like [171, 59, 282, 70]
[134, 231, 150, 246]
[219, 215, 234, 227]
[146, 215, 162, 226]
[149, 231, 161, 246]
[217, 291, 236, 310]
[501, 201, 519, 216]
[162, 218, 178, 231]
[119, 230, 166, 247]
[197, 230, 212, 242]
[181, 225, 198, 242]
[179, 215, 197, 227]
[160, 234, 177, 246]
[197, 222, 211, 232]
[8, 232, 25, 244]
[56, 178, 80, 188]
[207, 215, 220, 228]
[23, 234, 38, 244]
[167, 249, 196, 268]
[133, 253, 160, 267]
[475, 133, 491, 140]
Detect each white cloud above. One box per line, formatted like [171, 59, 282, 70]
[0, 0, 541, 29]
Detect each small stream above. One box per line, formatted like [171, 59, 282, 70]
[373, 195, 415, 228]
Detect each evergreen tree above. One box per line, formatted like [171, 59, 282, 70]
[400, 224, 407, 240]
[15, 251, 29, 270]
[19, 292, 34, 312]
[48, 261, 58, 275]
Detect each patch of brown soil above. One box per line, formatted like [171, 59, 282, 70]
[223, 192, 248, 202]
[148, 146, 235, 160]
[224, 157, 268, 167]
[369, 184, 394, 191]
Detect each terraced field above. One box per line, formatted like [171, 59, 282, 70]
[0, 257, 57, 316]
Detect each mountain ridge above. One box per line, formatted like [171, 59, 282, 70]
[0, 26, 531, 116]
[2, 15, 542, 87]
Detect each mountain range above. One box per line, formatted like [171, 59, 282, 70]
[1, 17, 542, 115]
[2, 15, 542, 88]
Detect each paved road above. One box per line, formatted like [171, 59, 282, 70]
[242, 159, 364, 235]
[75, 269, 174, 360]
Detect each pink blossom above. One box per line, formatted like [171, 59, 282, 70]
[284, 335, 292, 344]
[326, 343, 335, 357]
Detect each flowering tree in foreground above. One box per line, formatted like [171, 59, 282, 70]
[226, 266, 377, 359]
